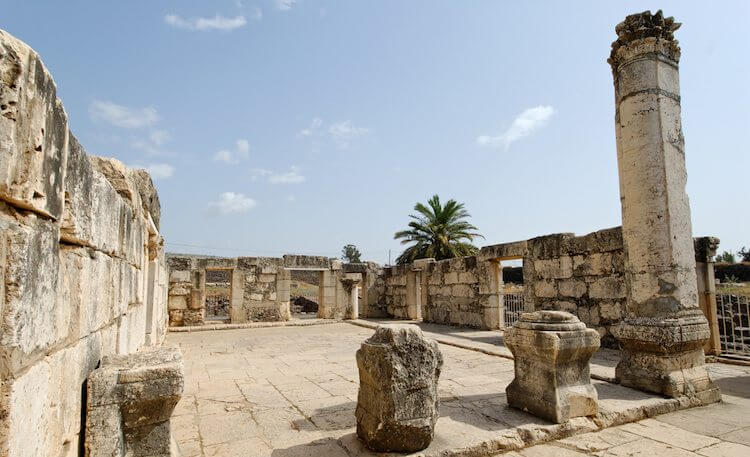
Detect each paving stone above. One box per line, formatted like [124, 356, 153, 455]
[718, 427, 750, 447]
[595, 439, 702, 457]
[521, 443, 590, 456]
[558, 426, 641, 453]
[619, 419, 721, 451]
[697, 442, 750, 457]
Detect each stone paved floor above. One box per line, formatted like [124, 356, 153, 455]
[499, 363, 750, 457]
[168, 322, 750, 457]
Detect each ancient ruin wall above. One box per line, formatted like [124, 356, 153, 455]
[381, 256, 498, 329]
[521, 228, 626, 347]
[423, 257, 497, 328]
[0, 30, 168, 456]
[167, 254, 369, 325]
[377, 227, 717, 345]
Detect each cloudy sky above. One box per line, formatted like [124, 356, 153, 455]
[2, 1, 748, 263]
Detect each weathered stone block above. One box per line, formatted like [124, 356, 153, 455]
[444, 271, 459, 284]
[534, 279, 557, 298]
[589, 276, 625, 299]
[0, 207, 65, 374]
[86, 346, 184, 457]
[458, 271, 477, 284]
[558, 279, 587, 298]
[356, 325, 443, 452]
[0, 31, 67, 220]
[505, 311, 600, 423]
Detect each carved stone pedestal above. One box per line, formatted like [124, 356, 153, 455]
[615, 313, 721, 402]
[505, 311, 600, 423]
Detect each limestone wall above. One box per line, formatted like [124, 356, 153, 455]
[0, 29, 168, 456]
[377, 227, 717, 345]
[423, 256, 497, 328]
[520, 228, 626, 347]
[167, 254, 368, 324]
[381, 257, 498, 329]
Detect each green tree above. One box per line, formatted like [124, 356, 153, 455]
[738, 246, 750, 263]
[341, 244, 362, 263]
[394, 194, 483, 265]
[717, 251, 736, 263]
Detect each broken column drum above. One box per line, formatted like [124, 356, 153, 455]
[505, 311, 600, 423]
[609, 10, 720, 400]
[355, 324, 443, 453]
[85, 347, 185, 457]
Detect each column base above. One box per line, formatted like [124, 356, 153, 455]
[614, 314, 721, 402]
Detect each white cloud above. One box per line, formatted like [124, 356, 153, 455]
[89, 100, 159, 129]
[132, 130, 174, 157]
[214, 139, 251, 164]
[149, 130, 170, 146]
[287, 195, 296, 202]
[250, 166, 305, 184]
[146, 163, 175, 179]
[130, 162, 175, 179]
[275, 0, 297, 11]
[165, 14, 248, 31]
[269, 166, 305, 184]
[328, 120, 369, 148]
[250, 168, 272, 181]
[208, 192, 256, 214]
[477, 105, 555, 150]
[299, 117, 323, 136]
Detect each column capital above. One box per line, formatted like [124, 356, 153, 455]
[609, 10, 681, 69]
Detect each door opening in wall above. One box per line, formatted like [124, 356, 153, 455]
[205, 269, 232, 322]
[289, 269, 323, 319]
[492, 258, 525, 328]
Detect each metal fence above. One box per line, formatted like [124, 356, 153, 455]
[716, 293, 750, 360]
[503, 293, 525, 328]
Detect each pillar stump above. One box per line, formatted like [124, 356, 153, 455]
[355, 324, 443, 452]
[505, 311, 600, 423]
[609, 10, 720, 401]
[86, 347, 185, 457]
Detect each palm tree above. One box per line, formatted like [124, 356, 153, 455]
[394, 195, 484, 265]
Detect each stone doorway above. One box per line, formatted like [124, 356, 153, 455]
[289, 269, 324, 319]
[489, 257, 526, 329]
[205, 269, 232, 322]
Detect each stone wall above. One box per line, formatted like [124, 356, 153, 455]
[167, 254, 370, 325]
[423, 256, 497, 328]
[376, 227, 718, 345]
[519, 228, 626, 347]
[0, 29, 168, 456]
[380, 257, 498, 329]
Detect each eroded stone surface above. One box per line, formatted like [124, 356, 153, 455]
[355, 324, 443, 452]
[86, 346, 185, 457]
[505, 311, 600, 423]
[609, 11, 720, 400]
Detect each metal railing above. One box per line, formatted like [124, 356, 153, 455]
[503, 293, 525, 328]
[716, 293, 750, 360]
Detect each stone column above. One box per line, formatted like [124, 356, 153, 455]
[341, 273, 362, 319]
[609, 11, 719, 401]
[695, 237, 721, 355]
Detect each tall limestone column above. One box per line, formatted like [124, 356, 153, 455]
[609, 11, 720, 401]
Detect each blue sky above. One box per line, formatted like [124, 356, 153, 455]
[2, 1, 748, 264]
